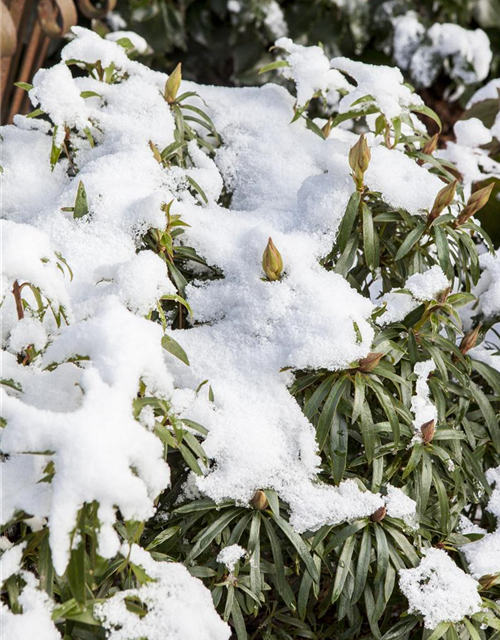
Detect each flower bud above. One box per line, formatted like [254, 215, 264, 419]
[421, 419, 435, 445]
[479, 573, 500, 589]
[428, 180, 457, 223]
[262, 237, 283, 281]
[164, 63, 182, 104]
[251, 490, 268, 510]
[322, 118, 332, 139]
[149, 140, 162, 163]
[349, 134, 371, 190]
[459, 323, 482, 356]
[455, 183, 495, 227]
[370, 506, 386, 523]
[417, 133, 439, 165]
[357, 352, 383, 373]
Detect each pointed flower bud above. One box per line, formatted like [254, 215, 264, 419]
[455, 183, 495, 227]
[479, 573, 500, 589]
[421, 419, 435, 445]
[262, 237, 283, 281]
[418, 133, 439, 165]
[349, 134, 371, 190]
[164, 63, 182, 104]
[322, 118, 332, 139]
[357, 352, 383, 373]
[370, 506, 386, 523]
[149, 140, 162, 163]
[251, 490, 269, 510]
[428, 179, 457, 223]
[460, 323, 482, 356]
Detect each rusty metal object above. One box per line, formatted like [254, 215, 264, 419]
[77, 0, 115, 19]
[1, 1, 17, 57]
[1, 0, 77, 124]
[37, 0, 77, 38]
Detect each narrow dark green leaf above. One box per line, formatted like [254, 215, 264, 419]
[316, 377, 349, 451]
[395, 223, 426, 261]
[338, 191, 361, 253]
[270, 512, 319, 583]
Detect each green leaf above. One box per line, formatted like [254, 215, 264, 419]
[248, 512, 261, 599]
[410, 104, 442, 132]
[270, 512, 319, 583]
[395, 223, 426, 261]
[14, 82, 33, 91]
[187, 509, 242, 561]
[258, 60, 290, 74]
[262, 517, 295, 609]
[186, 176, 208, 203]
[330, 412, 348, 484]
[433, 225, 452, 278]
[50, 127, 62, 171]
[73, 181, 89, 219]
[362, 202, 378, 269]
[303, 374, 337, 420]
[162, 334, 190, 365]
[469, 381, 500, 453]
[360, 400, 375, 464]
[426, 622, 451, 640]
[67, 539, 86, 604]
[230, 596, 248, 640]
[80, 90, 101, 99]
[331, 535, 356, 604]
[338, 191, 361, 253]
[352, 526, 371, 604]
[316, 376, 349, 451]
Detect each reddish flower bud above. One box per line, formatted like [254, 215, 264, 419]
[421, 419, 435, 445]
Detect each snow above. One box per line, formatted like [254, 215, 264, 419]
[384, 485, 418, 528]
[1, 571, 62, 640]
[94, 544, 231, 640]
[378, 267, 449, 325]
[454, 118, 493, 147]
[274, 38, 351, 107]
[366, 145, 444, 215]
[410, 359, 437, 440]
[471, 250, 500, 319]
[0, 542, 26, 583]
[466, 78, 500, 108]
[8, 317, 48, 353]
[399, 548, 482, 629]
[330, 56, 423, 121]
[461, 465, 500, 578]
[393, 12, 492, 88]
[29, 64, 89, 145]
[262, 1, 288, 39]
[105, 31, 149, 54]
[405, 265, 449, 301]
[217, 544, 247, 571]
[438, 119, 500, 187]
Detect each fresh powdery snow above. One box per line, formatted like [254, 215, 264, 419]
[94, 544, 231, 640]
[460, 466, 500, 578]
[216, 544, 247, 572]
[399, 548, 482, 629]
[378, 266, 449, 325]
[410, 359, 437, 440]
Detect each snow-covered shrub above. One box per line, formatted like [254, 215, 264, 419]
[1, 27, 500, 640]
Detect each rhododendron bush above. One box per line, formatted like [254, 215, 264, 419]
[2, 26, 500, 640]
